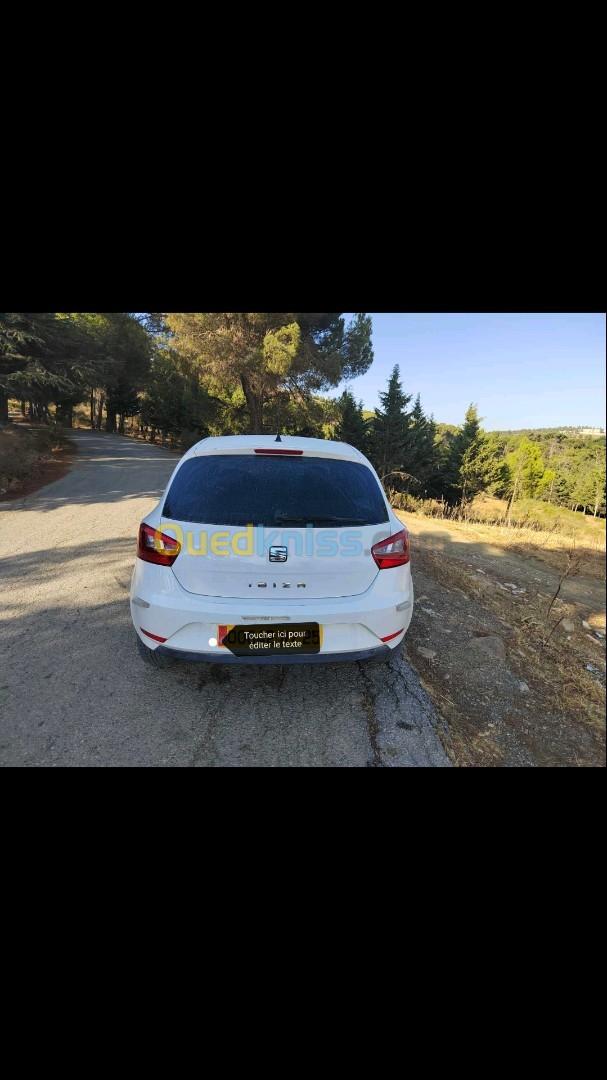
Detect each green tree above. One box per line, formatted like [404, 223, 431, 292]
[591, 452, 607, 517]
[1, 312, 153, 431]
[0, 312, 94, 424]
[335, 390, 368, 452]
[165, 313, 373, 434]
[100, 313, 152, 433]
[504, 437, 546, 524]
[0, 313, 39, 422]
[445, 404, 482, 502]
[140, 350, 215, 444]
[404, 394, 437, 493]
[368, 365, 412, 484]
[460, 431, 509, 503]
[570, 451, 606, 516]
[536, 467, 557, 502]
[487, 429, 606, 515]
[428, 423, 457, 497]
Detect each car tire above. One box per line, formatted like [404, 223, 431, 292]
[136, 634, 174, 669]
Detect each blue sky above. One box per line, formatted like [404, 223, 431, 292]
[337, 313, 606, 431]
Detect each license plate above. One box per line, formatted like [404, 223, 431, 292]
[218, 623, 321, 656]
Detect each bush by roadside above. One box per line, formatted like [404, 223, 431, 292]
[0, 423, 72, 498]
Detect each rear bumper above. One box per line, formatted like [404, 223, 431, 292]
[156, 643, 391, 665]
[130, 558, 413, 658]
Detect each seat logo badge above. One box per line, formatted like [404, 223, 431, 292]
[269, 546, 288, 563]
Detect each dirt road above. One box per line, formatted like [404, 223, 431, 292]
[0, 431, 450, 768]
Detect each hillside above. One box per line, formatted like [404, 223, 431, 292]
[490, 425, 605, 438]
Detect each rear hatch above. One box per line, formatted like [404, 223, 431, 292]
[162, 450, 389, 600]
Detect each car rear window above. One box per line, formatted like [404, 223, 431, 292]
[163, 454, 389, 527]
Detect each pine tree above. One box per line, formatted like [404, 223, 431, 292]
[102, 314, 152, 433]
[0, 312, 88, 424]
[404, 393, 437, 492]
[368, 365, 412, 482]
[447, 404, 483, 502]
[335, 390, 368, 453]
[166, 313, 373, 434]
[0, 313, 39, 422]
[458, 431, 509, 504]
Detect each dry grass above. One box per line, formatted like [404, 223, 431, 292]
[399, 507, 606, 581]
[393, 491, 606, 577]
[456, 519, 604, 580]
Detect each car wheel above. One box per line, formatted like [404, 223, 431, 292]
[136, 634, 174, 669]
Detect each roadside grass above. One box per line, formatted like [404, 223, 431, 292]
[397, 498, 606, 581]
[393, 491, 605, 573]
[445, 517, 604, 580]
[472, 494, 606, 543]
[0, 423, 72, 498]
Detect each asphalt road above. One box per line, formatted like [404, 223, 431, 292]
[0, 431, 451, 767]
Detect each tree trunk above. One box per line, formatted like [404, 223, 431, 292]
[105, 408, 117, 433]
[96, 394, 105, 430]
[90, 390, 95, 429]
[506, 477, 519, 527]
[20, 400, 26, 417]
[241, 375, 264, 433]
[0, 391, 8, 424]
[56, 403, 73, 427]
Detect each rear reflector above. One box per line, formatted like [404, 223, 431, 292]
[141, 629, 168, 643]
[381, 629, 405, 643]
[371, 529, 410, 569]
[137, 523, 181, 566]
[254, 448, 304, 456]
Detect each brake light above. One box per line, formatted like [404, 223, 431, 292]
[137, 523, 181, 566]
[254, 448, 304, 456]
[371, 529, 410, 569]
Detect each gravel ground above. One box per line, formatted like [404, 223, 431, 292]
[0, 430, 450, 768]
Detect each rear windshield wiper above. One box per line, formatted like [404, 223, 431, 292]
[273, 514, 369, 525]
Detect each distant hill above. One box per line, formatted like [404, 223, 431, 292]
[490, 426, 605, 439]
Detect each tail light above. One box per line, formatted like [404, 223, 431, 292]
[137, 523, 181, 566]
[371, 528, 410, 569]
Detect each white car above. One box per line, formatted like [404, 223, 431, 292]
[130, 435, 413, 667]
